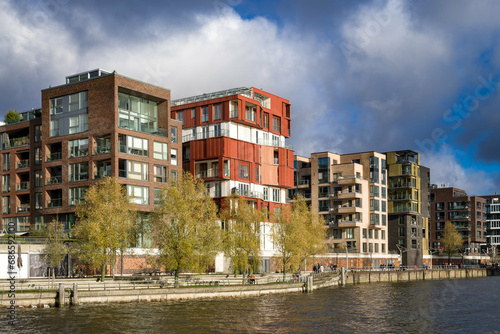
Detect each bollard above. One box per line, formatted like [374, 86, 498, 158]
[307, 276, 313, 292]
[72, 283, 79, 306]
[57, 283, 65, 307]
[340, 268, 346, 286]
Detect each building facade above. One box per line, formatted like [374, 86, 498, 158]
[289, 151, 391, 267]
[430, 187, 487, 255]
[171, 87, 294, 272]
[1, 69, 182, 241]
[480, 195, 500, 257]
[386, 150, 430, 267]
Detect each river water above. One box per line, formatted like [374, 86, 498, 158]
[3, 276, 499, 333]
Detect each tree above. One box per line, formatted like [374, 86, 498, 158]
[220, 194, 264, 278]
[74, 177, 136, 281]
[42, 219, 68, 288]
[271, 196, 326, 279]
[4, 109, 22, 123]
[441, 221, 463, 265]
[151, 171, 220, 285]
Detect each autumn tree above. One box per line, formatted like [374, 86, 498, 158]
[74, 177, 136, 281]
[441, 221, 463, 265]
[43, 219, 69, 288]
[272, 196, 326, 279]
[4, 109, 22, 123]
[220, 194, 264, 278]
[151, 172, 220, 285]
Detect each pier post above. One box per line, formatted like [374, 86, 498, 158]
[340, 268, 346, 286]
[307, 276, 313, 292]
[72, 283, 79, 306]
[57, 283, 65, 307]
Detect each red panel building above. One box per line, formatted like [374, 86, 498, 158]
[171, 87, 294, 215]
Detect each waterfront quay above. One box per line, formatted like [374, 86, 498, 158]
[1, 267, 489, 308]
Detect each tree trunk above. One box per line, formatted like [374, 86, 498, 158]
[52, 268, 55, 289]
[174, 268, 179, 288]
[101, 263, 106, 282]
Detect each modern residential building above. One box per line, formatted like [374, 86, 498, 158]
[0, 69, 182, 243]
[430, 186, 487, 255]
[171, 87, 294, 272]
[480, 195, 500, 256]
[289, 151, 391, 268]
[386, 150, 430, 267]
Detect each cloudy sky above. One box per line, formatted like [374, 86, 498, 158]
[1, 0, 500, 195]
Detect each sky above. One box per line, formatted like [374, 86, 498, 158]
[1, 0, 500, 196]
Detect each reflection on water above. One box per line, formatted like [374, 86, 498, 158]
[3, 276, 499, 333]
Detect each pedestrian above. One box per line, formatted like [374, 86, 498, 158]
[313, 265, 317, 273]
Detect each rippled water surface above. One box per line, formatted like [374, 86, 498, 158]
[3, 276, 499, 333]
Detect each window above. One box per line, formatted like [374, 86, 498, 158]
[35, 170, 42, 187]
[345, 228, 354, 239]
[272, 188, 280, 202]
[2, 153, 9, 171]
[50, 119, 60, 137]
[171, 149, 178, 166]
[51, 97, 63, 114]
[224, 160, 230, 177]
[436, 212, 445, 220]
[263, 114, 269, 128]
[381, 187, 386, 199]
[118, 92, 158, 134]
[381, 230, 385, 240]
[127, 161, 148, 181]
[69, 114, 88, 134]
[192, 108, 196, 118]
[35, 125, 41, 142]
[69, 138, 89, 158]
[381, 214, 386, 226]
[362, 228, 367, 238]
[214, 104, 221, 120]
[171, 170, 178, 181]
[333, 229, 342, 239]
[70, 187, 88, 205]
[214, 124, 221, 137]
[436, 202, 445, 210]
[370, 199, 380, 211]
[2, 175, 9, 192]
[2, 196, 10, 214]
[263, 187, 268, 201]
[202, 106, 208, 122]
[245, 106, 256, 121]
[69, 162, 88, 181]
[178, 111, 184, 125]
[95, 135, 111, 154]
[273, 116, 281, 132]
[398, 227, 405, 237]
[171, 126, 177, 144]
[202, 126, 209, 139]
[50, 92, 87, 114]
[95, 160, 112, 179]
[35, 192, 42, 210]
[230, 101, 238, 118]
[154, 165, 168, 183]
[127, 185, 149, 205]
[239, 164, 249, 179]
[154, 188, 162, 205]
[153, 141, 168, 160]
[382, 201, 386, 212]
[120, 135, 149, 157]
[214, 182, 221, 197]
[369, 229, 373, 239]
[411, 240, 418, 250]
[363, 243, 367, 252]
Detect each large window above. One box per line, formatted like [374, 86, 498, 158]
[119, 135, 148, 157]
[214, 104, 221, 120]
[273, 116, 281, 132]
[153, 141, 168, 160]
[238, 164, 249, 179]
[69, 114, 88, 134]
[154, 165, 168, 183]
[70, 187, 88, 205]
[230, 101, 238, 118]
[178, 111, 184, 125]
[118, 92, 158, 135]
[126, 161, 149, 181]
[263, 114, 269, 128]
[345, 228, 354, 239]
[69, 138, 89, 158]
[171, 149, 178, 166]
[171, 126, 177, 144]
[202, 106, 209, 122]
[50, 91, 88, 137]
[246, 106, 256, 121]
[50, 119, 60, 137]
[50, 91, 88, 114]
[127, 185, 149, 205]
[70, 162, 88, 181]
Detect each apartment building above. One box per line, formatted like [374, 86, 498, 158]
[386, 150, 430, 267]
[480, 195, 500, 255]
[171, 87, 294, 272]
[430, 187, 487, 254]
[289, 151, 389, 266]
[1, 69, 182, 241]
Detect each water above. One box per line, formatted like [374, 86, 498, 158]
[3, 276, 499, 333]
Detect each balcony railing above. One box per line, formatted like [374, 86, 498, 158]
[47, 152, 62, 162]
[47, 176, 62, 185]
[118, 118, 168, 137]
[17, 159, 29, 169]
[3, 136, 29, 149]
[70, 174, 88, 182]
[69, 149, 89, 158]
[17, 181, 29, 191]
[17, 204, 30, 213]
[94, 145, 111, 155]
[197, 169, 219, 179]
[119, 145, 148, 157]
[47, 198, 62, 208]
[94, 170, 111, 179]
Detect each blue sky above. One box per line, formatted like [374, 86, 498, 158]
[1, 0, 500, 195]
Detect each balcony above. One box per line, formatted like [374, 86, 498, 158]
[118, 119, 168, 137]
[338, 191, 363, 199]
[94, 170, 112, 179]
[47, 152, 62, 162]
[338, 205, 363, 214]
[94, 145, 111, 155]
[119, 145, 148, 157]
[182, 129, 229, 142]
[16, 181, 30, 191]
[197, 169, 219, 179]
[3, 136, 29, 149]
[47, 176, 62, 185]
[335, 175, 366, 185]
[17, 204, 30, 213]
[47, 198, 62, 208]
[17, 159, 29, 169]
[449, 212, 471, 220]
[296, 180, 310, 187]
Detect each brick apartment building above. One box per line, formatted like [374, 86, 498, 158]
[171, 87, 294, 272]
[479, 194, 500, 256]
[430, 187, 487, 254]
[0, 69, 182, 242]
[386, 150, 430, 267]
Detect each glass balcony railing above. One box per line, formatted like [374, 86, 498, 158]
[47, 198, 62, 208]
[47, 152, 62, 162]
[118, 118, 167, 137]
[94, 170, 111, 179]
[94, 145, 111, 155]
[119, 145, 148, 157]
[17, 181, 30, 191]
[70, 174, 88, 182]
[3, 136, 29, 149]
[47, 176, 62, 185]
[17, 204, 30, 213]
[17, 159, 29, 169]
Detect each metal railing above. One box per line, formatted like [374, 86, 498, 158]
[17, 181, 30, 191]
[47, 152, 62, 162]
[17, 159, 29, 169]
[47, 176, 62, 185]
